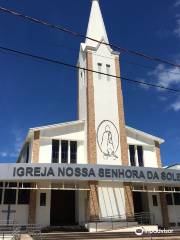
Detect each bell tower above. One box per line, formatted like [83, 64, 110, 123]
[78, 0, 128, 167]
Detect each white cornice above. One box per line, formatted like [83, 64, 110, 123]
[126, 126, 164, 144]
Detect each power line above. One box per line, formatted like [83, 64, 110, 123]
[49, 42, 180, 77]
[0, 6, 180, 69]
[0, 45, 179, 93]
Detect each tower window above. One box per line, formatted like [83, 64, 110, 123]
[52, 140, 59, 163]
[129, 145, 135, 166]
[98, 63, 102, 79]
[61, 140, 68, 163]
[70, 141, 77, 164]
[106, 64, 111, 81]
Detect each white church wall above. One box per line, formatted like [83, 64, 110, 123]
[143, 146, 158, 168]
[36, 189, 51, 227]
[77, 141, 86, 164]
[78, 47, 87, 121]
[76, 191, 87, 225]
[40, 124, 84, 141]
[92, 44, 121, 166]
[0, 205, 28, 225]
[14, 205, 29, 225]
[39, 138, 52, 164]
[148, 192, 162, 227]
[28, 139, 33, 163]
[168, 205, 180, 226]
[37, 123, 86, 164]
[127, 135, 158, 168]
[98, 181, 125, 219]
[127, 135, 154, 147]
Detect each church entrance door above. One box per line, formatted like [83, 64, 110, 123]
[50, 190, 75, 226]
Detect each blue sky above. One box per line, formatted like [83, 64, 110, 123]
[0, 0, 180, 166]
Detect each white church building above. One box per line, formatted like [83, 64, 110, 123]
[0, 0, 180, 231]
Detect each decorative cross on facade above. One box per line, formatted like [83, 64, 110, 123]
[2, 205, 16, 225]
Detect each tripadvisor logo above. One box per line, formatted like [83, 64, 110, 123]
[135, 227, 173, 236]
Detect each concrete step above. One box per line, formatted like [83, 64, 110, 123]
[33, 231, 180, 240]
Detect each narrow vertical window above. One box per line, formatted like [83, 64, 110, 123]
[173, 193, 180, 205]
[26, 144, 29, 163]
[61, 140, 68, 163]
[0, 182, 3, 204]
[129, 145, 135, 166]
[4, 183, 16, 204]
[98, 63, 102, 79]
[106, 64, 110, 81]
[137, 146, 144, 167]
[152, 195, 158, 206]
[166, 194, 173, 205]
[18, 183, 30, 204]
[70, 141, 77, 164]
[40, 193, 46, 206]
[52, 140, 59, 163]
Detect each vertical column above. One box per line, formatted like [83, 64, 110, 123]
[87, 181, 99, 221]
[32, 130, 40, 163]
[86, 52, 97, 165]
[28, 131, 40, 224]
[115, 56, 134, 218]
[159, 192, 169, 228]
[28, 184, 37, 224]
[123, 183, 134, 218]
[86, 52, 99, 220]
[115, 56, 129, 166]
[155, 141, 162, 168]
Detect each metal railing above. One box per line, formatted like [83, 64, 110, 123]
[0, 221, 20, 240]
[89, 212, 154, 232]
[0, 221, 42, 240]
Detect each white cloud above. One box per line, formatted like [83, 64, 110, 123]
[148, 64, 180, 88]
[0, 152, 8, 158]
[0, 151, 19, 159]
[11, 129, 24, 156]
[174, 0, 180, 7]
[158, 96, 167, 101]
[174, 15, 180, 38]
[170, 99, 180, 111]
[147, 64, 180, 111]
[0, 129, 24, 160]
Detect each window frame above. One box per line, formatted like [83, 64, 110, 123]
[3, 182, 17, 205]
[52, 139, 60, 163]
[128, 145, 144, 167]
[152, 195, 158, 206]
[106, 64, 111, 81]
[61, 140, 69, 163]
[97, 63, 102, 79]
[70, 141, 77, 164]
[129, 145, 136, 166]
[40, 193, 46, 206]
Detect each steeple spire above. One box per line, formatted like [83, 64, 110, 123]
[85, 0, 109, 48]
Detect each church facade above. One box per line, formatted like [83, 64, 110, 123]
[0, 0, 180, 231]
